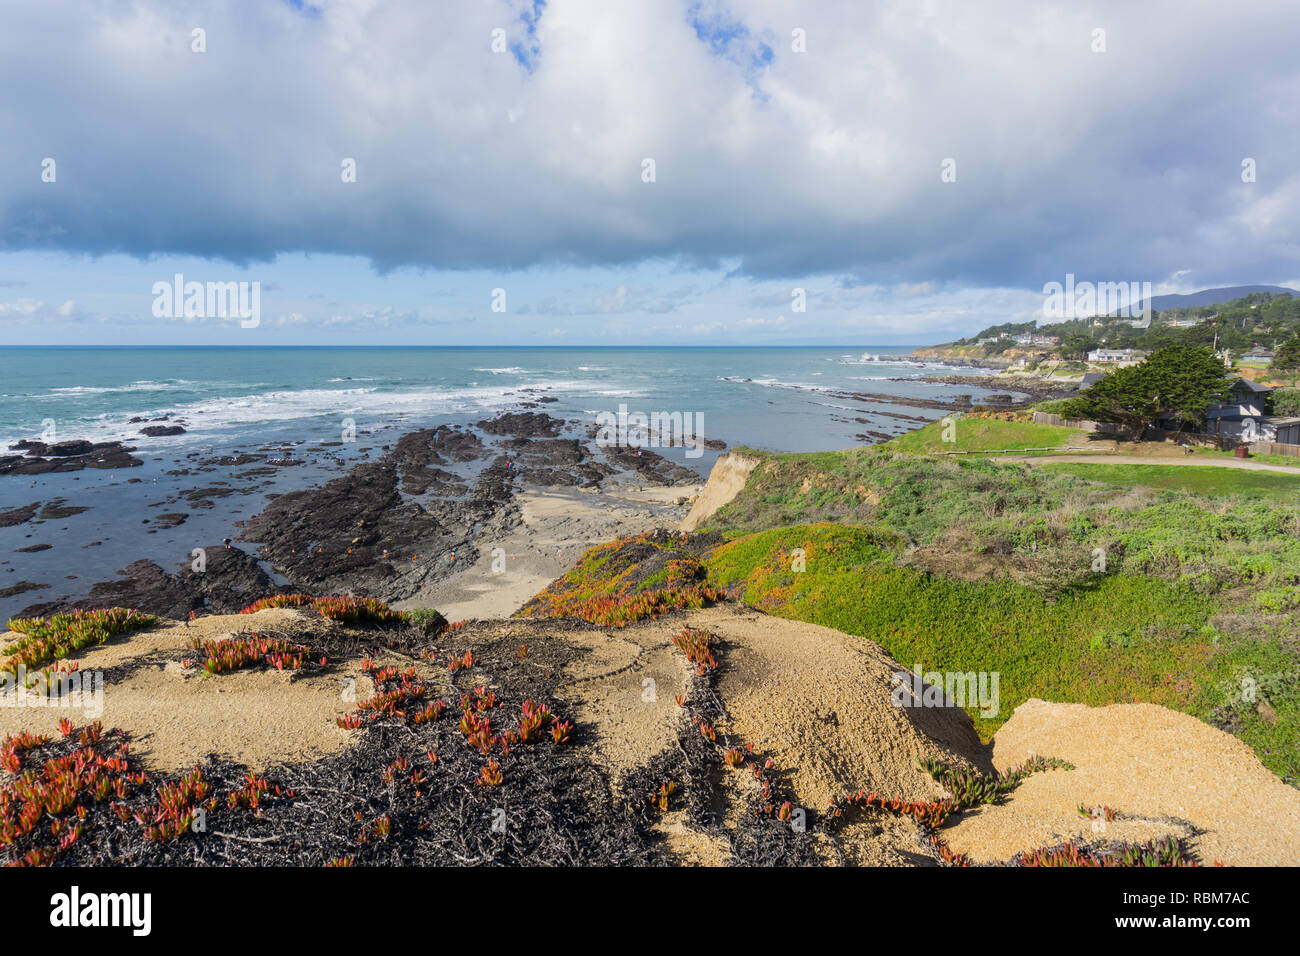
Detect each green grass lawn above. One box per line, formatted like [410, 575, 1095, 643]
[1041, 462, 1300, 503]
[885, 417, 1079, 455]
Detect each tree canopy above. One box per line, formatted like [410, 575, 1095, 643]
[1060, 346, 1231, 437]
[1271, 334, 1300, 372]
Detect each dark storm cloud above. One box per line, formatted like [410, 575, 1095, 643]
[1, 0, 1297, 288]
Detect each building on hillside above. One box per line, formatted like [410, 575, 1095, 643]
[1011, 333, 1060, 346]
[1161, 376, 1293, 443]
[1165, 318, 1199, 328]
[1241, 349, 1275, 364]
[1086, 347, 1147, 364]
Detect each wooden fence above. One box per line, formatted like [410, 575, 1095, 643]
[1031, 412, 1222, 447]
[1249, 441, 1300, 458]
[1031, 412, 1123, 434]
[935, 446, 1104, 457]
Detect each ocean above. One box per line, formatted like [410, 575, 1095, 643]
[0, 347, 1001, 620]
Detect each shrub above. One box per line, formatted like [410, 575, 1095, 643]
[408, 608, 449, 636]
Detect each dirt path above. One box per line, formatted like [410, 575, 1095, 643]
[1007, 452, 1300, 474]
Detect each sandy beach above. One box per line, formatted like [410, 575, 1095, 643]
[396, 482, 702, 620]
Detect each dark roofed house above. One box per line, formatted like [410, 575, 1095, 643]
[1203, 377, 1278, 443]
[1153, 376, 1282, 443]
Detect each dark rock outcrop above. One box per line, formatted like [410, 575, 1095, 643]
[476, 412, 565, 438]
[0, 440, 142, 475]
[17, 545, 281, 621]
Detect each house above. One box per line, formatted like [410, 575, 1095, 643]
[1271, 418, 1300, 445]
[1087, 347, 1147, 364]
[1166, 318, 1199, 328]
[1189, 377, 1279, 442]
[1240, 349, 1274, 365]
[1011, 333, 1059, 347]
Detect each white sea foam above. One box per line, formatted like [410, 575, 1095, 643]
[45, 381, 188, 395]
[4, 377, 645, 449]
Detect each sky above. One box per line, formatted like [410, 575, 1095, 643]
[1, 0, 1298, 346]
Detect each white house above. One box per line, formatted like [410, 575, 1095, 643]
[1087, 347, 1147, 364]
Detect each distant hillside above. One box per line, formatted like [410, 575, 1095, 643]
[1141, 286, 1298, 312]
[925, 288, 1300, 363]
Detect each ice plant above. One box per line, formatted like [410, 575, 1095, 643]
[478, 760, 503, 787]
[2, 608, 156, 677]
[191, 633, 312, 675]
[917, 756, 1073, 810]
[1016, 836, 1202, 867]
[239, 593, 409, 626]
[651, 781, 677, 812]
[1077, 804, 1120, 822]
[411, 700, 446, 724]
[226, 773, 270, 810]
[517, 698, 553, 744]
[136, 768, 209, 843]
[671, 627, 718, 675]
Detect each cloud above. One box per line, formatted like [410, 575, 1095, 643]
[0, 296, 94, 324]
[0, 298, 43, 315]
[0, 0, 1297, 294]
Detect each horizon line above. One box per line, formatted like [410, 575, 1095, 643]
[0, 343, 926, 350]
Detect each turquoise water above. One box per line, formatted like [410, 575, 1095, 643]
[0, 346, 992, 454]
[0, 347, 1001, 619]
